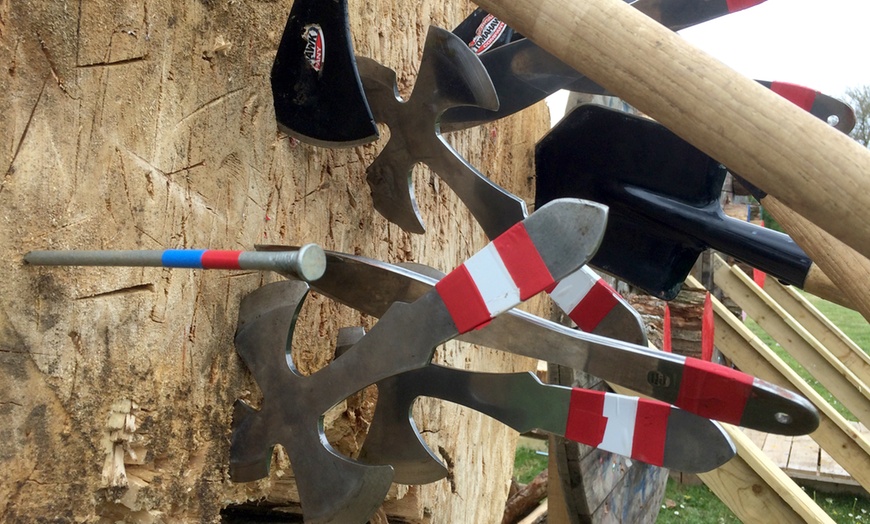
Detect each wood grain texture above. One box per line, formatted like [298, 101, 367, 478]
[0, 1, 548, 521]
[712, 255, 870, 429]
[473, 0, 870, 260]
[763, 277, 870, 389]
[763, 195, 870, 323]
[696, 275, 870, 492]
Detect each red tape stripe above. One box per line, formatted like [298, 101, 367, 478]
[569, 279, 619, 331]
[201, 250, 242, 269]
[726, 0, 765, 13]
[565, 389, 607, 447]
[492, 222, 554, 300]
[770, 81, 817, 112]
[435, 265, 490, 333]
[631, 399, 671, 466]
[675, 359, 753, 424]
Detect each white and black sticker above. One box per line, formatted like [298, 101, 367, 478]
[302, 24, 324, 72]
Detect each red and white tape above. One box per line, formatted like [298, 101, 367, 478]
[565, 389, 671, 466]
[436, 222, 554, 333]
[549, 266, 622, 332]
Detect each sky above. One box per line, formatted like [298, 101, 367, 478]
[679, 0, 870, 99]
[548, 0, 869, 124]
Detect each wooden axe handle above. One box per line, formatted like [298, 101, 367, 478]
[763, 196, 870, 323]
[473, 0, 870, 260]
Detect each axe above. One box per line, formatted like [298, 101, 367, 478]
[535, 103, 849, 305]
[270, 0, 377, 146]
[471, 0, 870, 262]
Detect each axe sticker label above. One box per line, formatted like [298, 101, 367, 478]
[302, 24, 324, 72]
[467, 14, 506, 55]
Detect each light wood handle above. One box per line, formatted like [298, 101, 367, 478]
[802, 264, 854, 311]
[474, 0, 870, 260]
[763, 195, 870, 323]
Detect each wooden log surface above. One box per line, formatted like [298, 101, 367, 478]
[0, 1, 549, 521]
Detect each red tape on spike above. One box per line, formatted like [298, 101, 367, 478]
[631, 400, 670, 466]
[201, 250, 242, 269]
[726, 0, 765, 13]
[676, 359, 753, 424]
[492, 223, 554, 300]
[565, 389, 607, 447]
[570, 279, 619, 331]
[435, 265, 490, 333]
[770, 81, 817, 112]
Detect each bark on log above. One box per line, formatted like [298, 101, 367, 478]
[0, 1, 548, 521]
[502, 470, 548, 524]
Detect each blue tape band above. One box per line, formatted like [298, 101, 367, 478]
[161, 250, 206, 268]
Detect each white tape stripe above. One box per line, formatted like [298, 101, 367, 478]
[549, 266, 598, 313]
[599, 395, 639, 458]
[464, 243, 520, 317]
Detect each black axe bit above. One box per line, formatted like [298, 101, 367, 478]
[230, 199, 608, 523]
[357, 25, 527, 236]
[271, 0, 377, 146]
[534, 104, 828, 300]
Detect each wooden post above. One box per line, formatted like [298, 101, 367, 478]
[763, 278, 870, 389]
[686, 276, 870, 491]
[700, 425, 836, 524]
[712, 255, 870, 428]
[0, 1, 546, 521]
[762, 196, 870, 323]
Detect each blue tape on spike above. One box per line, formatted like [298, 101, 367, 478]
[161, 250, 206, 268]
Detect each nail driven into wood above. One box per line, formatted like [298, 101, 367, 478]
[23, 244, 327, 282]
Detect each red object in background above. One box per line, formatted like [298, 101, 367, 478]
[753, 268, 767, 288]
[701, 292, 714, 362]
[753, 218, 768, 288]
[662, 304, 672, 353]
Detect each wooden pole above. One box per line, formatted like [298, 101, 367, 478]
[762, 195, 870, 323]
[473, 0, 870, 260]
[763, 278, 870, 388]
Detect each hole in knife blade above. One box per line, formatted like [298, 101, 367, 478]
[827, 114, 840, 127]
[774, 412, 792, 425]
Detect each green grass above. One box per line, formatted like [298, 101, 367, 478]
[658, 479, 870, 524]
[657, 479, 740, 523]
[513, 445, 548, 484]
[802, 293, 870, 351]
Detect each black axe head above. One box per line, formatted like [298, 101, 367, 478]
[536, 105, 723, 299]
[271, 0, 377, 147]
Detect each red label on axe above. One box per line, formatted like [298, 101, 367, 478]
[468, 14, 507, 55]
[302, 24, 324, 72]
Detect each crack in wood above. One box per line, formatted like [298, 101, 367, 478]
[1, 77, 47, 195]
[77, 54, 149, 69]
[74, 283, 156, 301]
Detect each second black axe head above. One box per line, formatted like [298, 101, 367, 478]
[271, 0, 377, 146]
[535, 104, 812, 300]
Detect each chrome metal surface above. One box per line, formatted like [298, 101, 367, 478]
[230, 280, 456, 523]
[358, 344, 735, 481]
[284, 250, 817, 435]
[23, 245, 327, 282]
[231, 201, 605, 521]
[358, 25, 527, 237]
